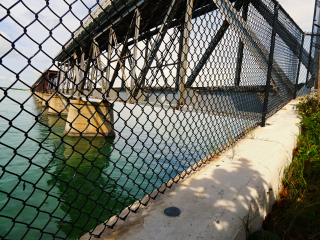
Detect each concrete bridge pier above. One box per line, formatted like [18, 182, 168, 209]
[42, 93, 52, 107]
[63, 99, 115, 138]
[34, 92, 43, 102]
[47, 93, 69, 116]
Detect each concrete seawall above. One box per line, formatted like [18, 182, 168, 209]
[81, 99, 300, 240]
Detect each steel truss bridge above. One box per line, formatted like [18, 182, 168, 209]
[32, 0, 313, 114]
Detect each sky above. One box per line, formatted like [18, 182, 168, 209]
[0, 0, 100, 89]
[0, 0, 317, 89]
[278, 0, 315, 33]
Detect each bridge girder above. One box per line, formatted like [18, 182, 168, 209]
[43, 0, 309, 107]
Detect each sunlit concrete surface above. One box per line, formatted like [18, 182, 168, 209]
[81, 99, 300, 240]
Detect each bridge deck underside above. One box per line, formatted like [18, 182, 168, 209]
[55, 0, 238, 62]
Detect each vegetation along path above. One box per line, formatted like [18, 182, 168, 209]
[263, 96, 320, 240]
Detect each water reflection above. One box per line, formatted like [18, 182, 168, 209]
[44, 116, 134, 239]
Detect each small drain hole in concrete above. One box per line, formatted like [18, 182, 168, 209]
[164, 207, 181, 217]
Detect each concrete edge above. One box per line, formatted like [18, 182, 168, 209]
[81, 99, 301, 240]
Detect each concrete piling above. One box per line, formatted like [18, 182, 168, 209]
[63, 99, 115, 138]
[35, 92, 44, 102]
[47, 94, 69, 116]
[42, 93, 52, 107]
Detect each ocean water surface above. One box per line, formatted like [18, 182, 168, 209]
[0, 89, 251, 239]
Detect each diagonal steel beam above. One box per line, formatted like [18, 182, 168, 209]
[211, 0, 294, 97]
[78, 43, 94, 96]
[151, 27, 179, 87]
[251, 0, 312, 70]
[132, 0, 182, 98]
[111, 31, 127, 91]
[234, 0, 249, 86]
[154, 55, 168, 86]
[107, 13, 137, 95]
[186, 0, 243, 87]
[185, 22, 229, 87]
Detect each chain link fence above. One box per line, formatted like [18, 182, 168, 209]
[0, 0, 315, 239]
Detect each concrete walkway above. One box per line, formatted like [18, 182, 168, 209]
[81, 99, 301, 240]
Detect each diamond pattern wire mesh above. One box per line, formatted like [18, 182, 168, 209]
[0, 0, 315, 239]
[297, 34, 314, 96]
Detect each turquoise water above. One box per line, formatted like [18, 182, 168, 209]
[0, 89, 251, 239]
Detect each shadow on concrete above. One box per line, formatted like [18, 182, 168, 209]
[82, 156, 278, 240]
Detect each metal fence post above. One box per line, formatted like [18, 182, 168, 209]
[261, 3, 279, 127]
[306, 0, 318, 84]
[293, 34, 305, 99]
